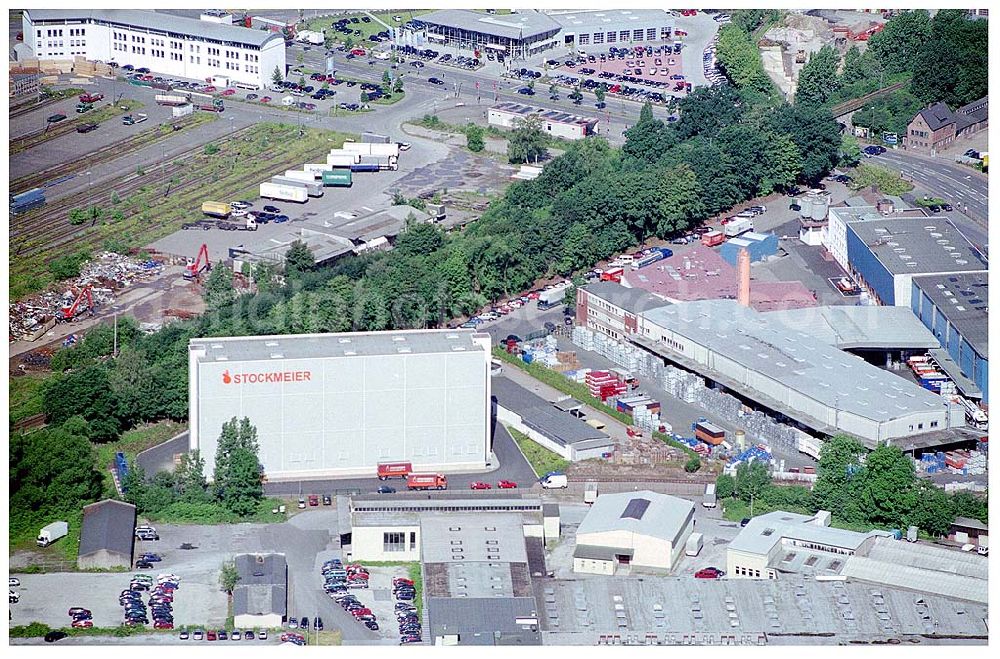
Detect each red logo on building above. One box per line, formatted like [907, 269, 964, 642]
[221, 369, 311, 384]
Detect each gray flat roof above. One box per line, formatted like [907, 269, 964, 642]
[547, 8, 673, 33]
[581, 280, 671, 316]
[928, 348, 982, 399]
[421, 9, 560, 40]
[491, 376, 612, 448]
[761, 306, 939, 350]
[428, 596, 541, 645]
[190, 329, 486, 362]
[575, 490, 693, 544]
[233, 553, 287, 617]
[847, 215, 988, 275]
[912, 272, 988, 356]
[352, 491, 541, 510]
[421, 513, 528, 563]
[573, 544, 625, 561]
[24, 9, 280, 48]
[641, 300, 951, 424]
[78, 499, 136, 559]
[729, 510, 887, 556]
[492, 102, 598, 126]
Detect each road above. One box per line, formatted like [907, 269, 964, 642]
[870, 150, 989, 244]
[137, 423, 538, 496]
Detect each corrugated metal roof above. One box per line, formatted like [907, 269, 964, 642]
[581, 280, 670, 316]
[761, 305, 940, 350]
[912, 272, 988, 357]
[78, 499, 136, 560]
[420, 9, 560, 40]
[491, 376, 612, 448]
[427, 596, 541, 645]
[729, 510, 887, 556]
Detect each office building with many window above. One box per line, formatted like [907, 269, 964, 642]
[22, 9, 284, 89]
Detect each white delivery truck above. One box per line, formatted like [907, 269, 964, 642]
[584, 482, 598, 505]
[155, 94, 190, 106]
[685, 532, 704, 557]
[342, 142, 400, 158]
[537, 282, 572, 309]
[724, 216, 754, 237]
[540, 472, 568, 489]
[703, 483, 717, 508]
[37, 520, 69, 547]
[260, 182, 309, 203]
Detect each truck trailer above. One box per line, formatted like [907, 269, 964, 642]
[283, 169, 318, 182]
[724, 216, 754, 237]
[537, 282, 572, 309]
[327, 152, 360, 168]
[361, 131, 391, 143]
[342, 142, 400, 158]
[685, 532, 704, 556]
[377, 462, 413, 480]
[37, 520, 69, 547]
[259, 182, 309, 203]
[155, 94, 190, 106]
[701, 230, 725, 247]
[271, 176, 324, 197]
[172, 104, 194, 118]
[322, 169, 353, 187]
[201, 201, 231, 218]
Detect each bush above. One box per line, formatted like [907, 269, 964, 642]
[9, 622, 52, 638]
[684, 456, 702, 473]
[716, 474, 736, 498]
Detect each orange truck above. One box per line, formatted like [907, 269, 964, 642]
[701, 230, 725, 247]
[377, 462, 413, 480]
[406, 473, 447, 491]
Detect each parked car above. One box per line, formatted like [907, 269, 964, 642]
[469, 481, 492, 490]
[428, 77, 445, 85]
[497, 480, 518, 489]
[694, 567, 725, 579]
[47, 113, 67, 123]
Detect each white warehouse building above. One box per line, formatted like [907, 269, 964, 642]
[188, 330, 492, 481]
[22, 9, 285, 89]
[489, 102, 598, 140]
[634, 300, 965, 448]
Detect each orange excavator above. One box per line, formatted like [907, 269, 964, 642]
[184, 243, 212, 280]
[59, 285, 95, 321]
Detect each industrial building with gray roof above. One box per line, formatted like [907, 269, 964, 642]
[760, 305, 939, 351]
[491, 375, 614, 460]
[635, 300, 966, 448]
[233, 553, 287, 628]
[847, 216, 987, 277]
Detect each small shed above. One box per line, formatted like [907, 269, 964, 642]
[948, 517, 988, 546]
[719, 232, 779, 266]
[233, 553, 288, 628]
[77, 499, 137, 570]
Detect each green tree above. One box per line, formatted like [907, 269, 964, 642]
[284, 240, 315, 277]
[393, 75, 404, 93]
[853, 445, 917, 528]
[734, 460, 771, 505]
[222, 448, 263, 516]
[839, 134, 862, 167]
[271, 65, 283, 87]
[569, 84, 583, 104]
[595, 83, 607, 108]
[840, 45, 868, 84]
[715, 474, 736, 499]
[794, 45, 841, 107]
[142, 471, 178, 515]
[204, 265, 235, 310]
[684, 456, 702, 473]
[950, 490, 988, 525]
[465, 124, 485, 152]
[41, 365, 122, 441]
[212, 418, 240, 501]
[121, 459, 148, 508]
[812, 435, 867, 517]
[549, 83, 558, 98]
[175, 450, 210, 503]
[905, 481, 954, 537]
[507, 114, 547, 164]
[866, 9, 932, 75]
[48, 250, 91, 280]
[382, 69, 392, 87]
[220, 560, 241, 594]
[623, 102, 675, 163]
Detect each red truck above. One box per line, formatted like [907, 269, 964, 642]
[406, 473, 447, 491]
[377, 462, 413, 480]
[78, 93, 104, 103]
[701, 230, 725, 247]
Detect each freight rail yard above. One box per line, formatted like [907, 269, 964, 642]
[9, 6, 990, 650]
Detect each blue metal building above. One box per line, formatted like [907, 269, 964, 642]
[719, 232, 778, 266]
[911, 273, 988, 403]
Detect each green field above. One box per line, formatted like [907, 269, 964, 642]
[9, 373, 48, 423]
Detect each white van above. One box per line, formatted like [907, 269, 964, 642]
[703, 483, 717, 508]
[540, 472, 568, 489]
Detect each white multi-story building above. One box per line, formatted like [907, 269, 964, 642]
[22, 9, 285, 89]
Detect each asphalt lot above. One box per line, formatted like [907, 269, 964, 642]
[870, 150, 988, 228]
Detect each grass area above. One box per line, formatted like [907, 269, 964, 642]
[9, 373, 48, 423]
[10, 99, 143, 155]
[10, 506, 84, 569]
[40, 86, 86, 100]
[302, 10, 433, 44]
[913, 196, 947, 207]
[492, 346, 699, 459]
[94, 420, 187, 496]
[506, 425, 569, 478]
[144, 497, 286, 525]
[11, 122, 354, 299]
[9, 621, 175, 638]
[309, 630, 344, 645]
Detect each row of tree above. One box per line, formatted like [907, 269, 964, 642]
[121, 417, 264, 518]
[715, 436, 987, 536]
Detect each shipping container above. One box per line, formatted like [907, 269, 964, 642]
[259, 182, 309, 203]
[304, 163, 333, 175]
[361, 131, 391, 143]
[377, 462, 413, 480]
[350, 163, 381, 173]
[322, 169, 353, 187]
[694, 421, 726, 446]
[283, 169, 318, 182]
[155, 94, 190, 106]
[632, 249, 672, 270]
[327, 151, 360, 167]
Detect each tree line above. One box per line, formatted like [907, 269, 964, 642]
[715, 436, 987, 536]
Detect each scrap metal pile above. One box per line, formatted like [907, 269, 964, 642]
[8, 252, 163, 342]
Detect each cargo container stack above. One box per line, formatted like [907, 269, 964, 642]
[725, 444, 772, 474]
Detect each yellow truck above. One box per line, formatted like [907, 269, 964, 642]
[201, 201, 231, 218]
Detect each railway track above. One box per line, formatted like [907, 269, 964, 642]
[10, 126, 330, 267]
[10, 114, 208, 196]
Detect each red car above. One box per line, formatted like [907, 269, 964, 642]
[154, 621, 174, 630]
[141, 75, 154, 81]
[350, 608, 373, 618]
[308, 495, 319, 507]
[350, 48, 366, 56]
[280, 632, 304, 643]
[202, 85, 216, 93]
[71, 619, 93, 628]
[206, 630, 217, 641]
[497, 480, 518, 489]
[393, 577, 414, 586]
[694, 567, 725, 579]
[221, 88, 236, 96]
[469, 481, 492, 490]
[260, 96, 271, 103]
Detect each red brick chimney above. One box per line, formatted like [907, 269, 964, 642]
[737, 248, 751, 307]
